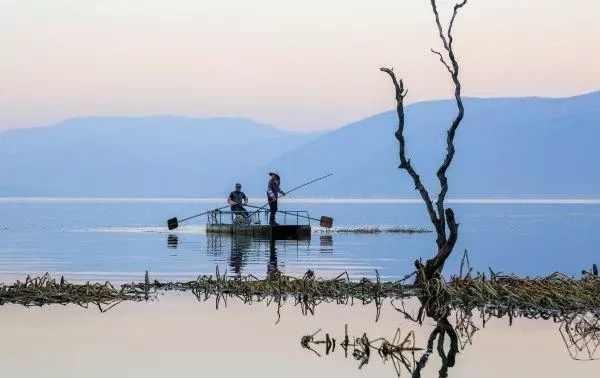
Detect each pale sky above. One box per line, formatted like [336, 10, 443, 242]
[1, 0, 599, 131]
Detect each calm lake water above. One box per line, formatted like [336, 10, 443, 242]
[0, 198, 599, 282]
[0, 295, 598, 377]
[1, 198, 599, 377]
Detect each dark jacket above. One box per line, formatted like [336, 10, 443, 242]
[267, 178, 283, 199]
[229, 190, 247, 205]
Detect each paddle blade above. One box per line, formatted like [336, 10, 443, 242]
[167, 217, 179, 230]
[319, 216, 333, 228]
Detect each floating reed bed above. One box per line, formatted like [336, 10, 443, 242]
[314, 226, 430, 234]
[421, 271, 600, 314]
[1, 268, 599, 315]
[0, 273, 149, 310]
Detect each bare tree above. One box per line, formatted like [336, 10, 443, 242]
[380, 0, 468, 281]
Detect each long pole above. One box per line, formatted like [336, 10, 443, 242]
[178, 204, 231, 223]
[284, 173, 333, 197]
[246, 173, 333, 219]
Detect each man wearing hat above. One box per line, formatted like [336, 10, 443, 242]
[228, 183, 249, 221]
[267, 170, 286, 225]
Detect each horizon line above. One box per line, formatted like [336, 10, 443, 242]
[1, 197, 600, 205]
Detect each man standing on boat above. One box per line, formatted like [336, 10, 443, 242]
[228, 183, 249, 221]
[267, 170, 286, 225]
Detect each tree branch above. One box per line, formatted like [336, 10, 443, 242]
[448, 0, 468, 51]
[430, 0, 466, 248]
[430, 0, 450, 51]
[430, 49, 453, 74]
[425, 208, 459, 274]
[381, 0, 468, 280]
[380, 67, 444, 242]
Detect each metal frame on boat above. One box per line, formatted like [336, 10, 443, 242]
[206, 210, 311, 240]
[205, 209, 311, 240]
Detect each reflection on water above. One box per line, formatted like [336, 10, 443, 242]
[203, 234, 312, 277]
[561, 312, 600, 361]
[319, 235, 333, 251]
[301, 326, 420, 375]
[1, 199, 599, 376]
[301, 299, 463, 377]
[0, 294, 598, 378]
[301, 299, 600, 376]
[167, 234, 179, 249]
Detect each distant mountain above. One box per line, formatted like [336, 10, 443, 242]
[248, 91, 600, 197]
[1, 92, 599, 198]
[0, 116, 318, 196]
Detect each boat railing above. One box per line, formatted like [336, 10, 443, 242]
[207, 208, 311, 226]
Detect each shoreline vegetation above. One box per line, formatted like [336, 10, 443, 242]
[2, 266, 598, 316]
[2, 265, 597, 366]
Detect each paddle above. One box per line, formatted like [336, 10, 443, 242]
[167, 204, 231, 230]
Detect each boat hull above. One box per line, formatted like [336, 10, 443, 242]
[206, 224, 311, 240]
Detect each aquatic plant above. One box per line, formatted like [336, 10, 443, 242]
[313, 226, 430, 234]
[415, 271, 600, 315]
[3, 267, 599, 316]
[301, 324, 421, 376]
[0, 273, 148, 311]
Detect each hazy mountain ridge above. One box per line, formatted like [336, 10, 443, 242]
[1, 91, 599, 197]
[0, 116, 319, 196]
[245, 91, 600, 197]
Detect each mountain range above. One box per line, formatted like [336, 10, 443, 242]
[1, 91, 599, 197]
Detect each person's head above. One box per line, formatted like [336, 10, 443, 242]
[235, 183, 242, 192]
[269, 170, 280, 181]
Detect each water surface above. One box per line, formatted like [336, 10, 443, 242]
[0, 295, 597, 377]
[0, 198, 598, 282]
[1, 198, 599, 376]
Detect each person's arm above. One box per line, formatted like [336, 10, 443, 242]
[227, 193, 236, 205]
[267, 181, 276, 200]
[243, 193, 248, 205]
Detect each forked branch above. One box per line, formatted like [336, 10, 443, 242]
[380, 0, 468, 279]
[379, 67, 444, 242]
[431, 0, 467, 236]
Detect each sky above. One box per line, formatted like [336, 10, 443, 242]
[1, 0, 599, 132]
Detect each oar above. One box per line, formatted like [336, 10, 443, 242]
[245, 205, 334, 228]
[167, 204, 231, 230]
[245, 173, 334, 227]
[283, 212, 334, 228]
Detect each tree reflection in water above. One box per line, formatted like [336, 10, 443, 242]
[301, 300, 600, 376]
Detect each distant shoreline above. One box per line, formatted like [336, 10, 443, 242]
[1, 197, 600, 204]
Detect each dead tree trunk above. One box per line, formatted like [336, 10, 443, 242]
[380, 0, 468, 281]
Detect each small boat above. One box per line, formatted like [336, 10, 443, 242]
[205, 208, 311, 240]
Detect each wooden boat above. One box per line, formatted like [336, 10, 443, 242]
[205, 208, 311, 240]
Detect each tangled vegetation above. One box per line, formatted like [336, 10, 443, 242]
[422, 272, 600, 315]
[2, 266, 599, 316]
[0, 273, 148, 311]
[313, 226, 430, 234]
